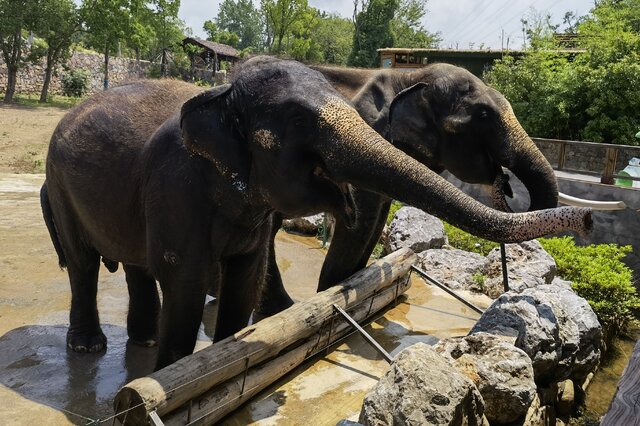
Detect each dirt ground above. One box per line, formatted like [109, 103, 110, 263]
[0, 104, 487, 424]
[0, 105, 67, 174]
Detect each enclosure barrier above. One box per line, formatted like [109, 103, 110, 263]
[114, 248, 417, 425]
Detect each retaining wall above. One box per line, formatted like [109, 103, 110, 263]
[0, 51, 150, 97]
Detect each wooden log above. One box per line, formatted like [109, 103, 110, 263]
[114, 248, 417, 424]
[601, 337, 640, 426]
[163, 274, 412, 425]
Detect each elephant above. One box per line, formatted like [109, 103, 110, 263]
[257, 63, 565, 317]
[41, 56, 591, 370]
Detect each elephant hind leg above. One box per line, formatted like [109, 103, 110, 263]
[124, 264, 160, 347]
[66, 252, 106, 353]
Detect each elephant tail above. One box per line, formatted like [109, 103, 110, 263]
[40, 181, 67, 269]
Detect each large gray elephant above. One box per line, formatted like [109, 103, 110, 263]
[258, 63, 564, 316]
[41, 56, 590, 370]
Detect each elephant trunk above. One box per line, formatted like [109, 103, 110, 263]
[318, 98, 591, 243]
[495, 97, 559, 211]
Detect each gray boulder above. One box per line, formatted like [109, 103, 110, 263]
[470, 293, 561, 382]
[435, 333, 536, 425]
[418, 248, 488, 292]
[483, 240, 557, 298]
[385, 207, 447, 254]
[360, 343, 484, 426]
[282, 213, 333, 236]
[521, 284, 602, 383]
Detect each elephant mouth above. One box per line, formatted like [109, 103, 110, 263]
[313, 165, 357, 228]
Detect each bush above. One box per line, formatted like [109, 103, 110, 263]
[539, 236, 640, 343]
[386, 200, 403, 224]
[61, 69, 90, 98]
[443, 222, 499, 256]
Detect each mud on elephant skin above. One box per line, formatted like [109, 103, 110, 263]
[258, 63, 570, 317]
[42, 56, 591, 370]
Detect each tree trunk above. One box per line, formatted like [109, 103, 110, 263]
[103, 43, 110, 90]
[161, 48, 167, 77]
[39, 52, 55, 103]
[4, 66, 17, 103]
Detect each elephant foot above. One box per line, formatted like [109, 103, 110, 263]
[67, 329, 107, 353]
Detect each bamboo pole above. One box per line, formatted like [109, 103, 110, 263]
[114, 248, 417, 424]
[163, 274, 412, 426]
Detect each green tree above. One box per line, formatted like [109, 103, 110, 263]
[215, 0, 263, 50]
[261, 0, 312, 54]
[203, 19, 240, 48]
[148, 0, 183, 77]
[486, 1, 640, 145]
[81, 0, 133, 89]
[348, 0, 398, 68]
[311, 13, 353, 65]
[0, 0, 40, 102]
[36, 0, 81, 102]
[391, 0, 440, 48]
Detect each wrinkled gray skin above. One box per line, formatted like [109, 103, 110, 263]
[42, 57, 590, 370]
[258, 63, 562, 316]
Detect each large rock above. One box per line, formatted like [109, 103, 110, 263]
[470, 293, 561, 382]
[359, 343, 484, 426]
[384, 207, 447, 254]
[483, 240, 557, 298]
[520, 284, 602, 383]
[418, 248, 488, 292]
[282, 213, 334, 236]
[435, 333, 536, 425]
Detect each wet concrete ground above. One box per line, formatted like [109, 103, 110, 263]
[0, 172, 490, 425]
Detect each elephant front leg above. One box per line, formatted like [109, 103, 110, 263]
[318, 190, 390, 292]
[155, 275, 208, 370]
[255, 214, 294, 319]
[214, 250, 267, 341]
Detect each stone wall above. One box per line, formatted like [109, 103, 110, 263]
[535, 139, 640, 177]
[0, 51, 151, 97]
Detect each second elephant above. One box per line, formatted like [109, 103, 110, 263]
[258, 63, 564, 316]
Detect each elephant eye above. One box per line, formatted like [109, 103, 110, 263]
[476, 109, 489, 120]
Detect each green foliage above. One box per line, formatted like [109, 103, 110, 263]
[0, 93, 81, 108]
[61, 68, 90, 97]
[539, 236, 640, 342]
[203, 19, 240, 48]
[391, 0, 440, 48]
[310, 13, 353, 65]
[386, 200, 403, 225]
[215, 0, 263, 50]
[485, 0, 640, 145]
[349, 0, 398, 67]
[472, 272, 487, 292]
[443, 222, 499, 256]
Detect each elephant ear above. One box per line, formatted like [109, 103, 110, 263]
[180, 84, 250, 193]
[351, 74, 398, 133]
[388, 82, 439, 153]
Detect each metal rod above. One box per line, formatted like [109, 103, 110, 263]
[410, 265, 484, 315]
[332, 304, 394, 364]
[500, 243, 509, 292]
[149, 411, 165, 426]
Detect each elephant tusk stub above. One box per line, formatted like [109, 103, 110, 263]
[558, 192, 627, 211]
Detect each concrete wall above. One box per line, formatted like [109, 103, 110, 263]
[445, 171, 640, 278]
[0, 51, 150, 97]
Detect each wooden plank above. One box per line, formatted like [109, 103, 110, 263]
[601, 337, 640, 426]
[114, 248, 417, 425]
[163, 275, 411, 425]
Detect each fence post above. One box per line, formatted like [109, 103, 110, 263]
[601, 147, 618, 184]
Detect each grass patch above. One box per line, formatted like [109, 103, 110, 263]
[1, 94, 83, 109]
[443, 222, 499, 256]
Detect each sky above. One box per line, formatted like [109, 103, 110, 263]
[178, 0, 597, 50]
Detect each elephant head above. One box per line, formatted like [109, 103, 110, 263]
[386, 63, 556, 211]
[180, 56, 589, 243]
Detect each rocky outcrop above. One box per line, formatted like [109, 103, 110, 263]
[282, 213, 334, 237]
[359, 343, 484, 426]
[418, 248, 488, 292]
[435, 333, 536, 424]
[483, 240, 557, 298]
[384, 207, 447, 255]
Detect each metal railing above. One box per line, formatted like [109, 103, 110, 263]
[532, 137, 640, 185]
